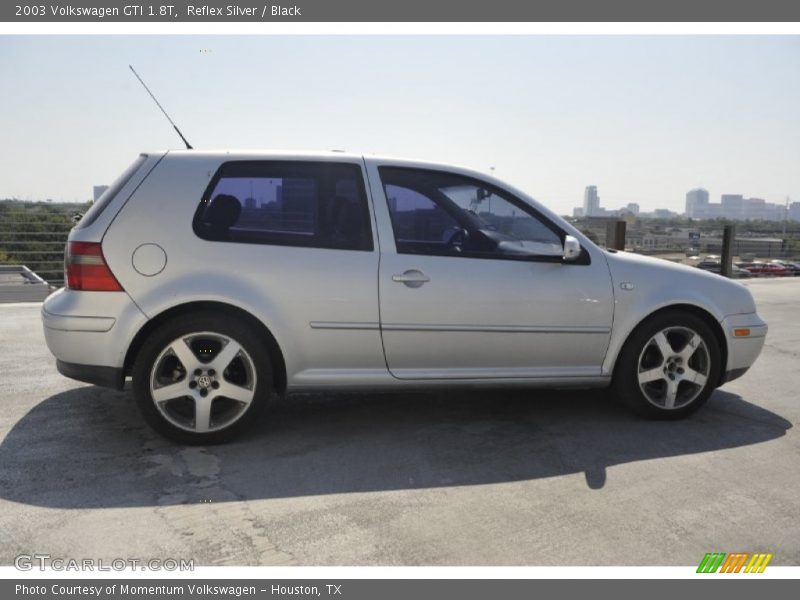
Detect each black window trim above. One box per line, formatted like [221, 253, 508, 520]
[379, 166, 590, 265]
[193, 160, 375, 252]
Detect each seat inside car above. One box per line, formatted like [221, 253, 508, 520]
[327, 195, 366, 249]
[203, 194, 242, 240]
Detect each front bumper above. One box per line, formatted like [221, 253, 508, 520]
[720, 312, 768, 382]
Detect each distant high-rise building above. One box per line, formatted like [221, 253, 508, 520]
[626, 203, 640, 215]
[742, 197, 765, 220]
[685, 188, 709, 218]
[721, 194, 744, 220]
[92, 185, 109, 202]
[684, 189, 790, 221]
[583, 186, 600, 216]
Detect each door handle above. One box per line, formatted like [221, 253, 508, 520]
[392, 269, 430, 288]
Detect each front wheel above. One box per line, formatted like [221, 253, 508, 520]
[132, 312, 273, 444]
[612, 311, 722, 419]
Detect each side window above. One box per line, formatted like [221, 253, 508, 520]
[385, 184, 460, 245]
[193, 161, 373, 251]
[440, 185, 563, 253]
[379, 167, 564, 260]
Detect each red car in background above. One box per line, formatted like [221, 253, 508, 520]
[736, 261, 791, 277]
[770, 260, 800, 276]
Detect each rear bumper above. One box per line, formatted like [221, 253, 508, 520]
[42, 309, 115, 332]
[56, 360, 124, 390]
[41, 288, 147, 376]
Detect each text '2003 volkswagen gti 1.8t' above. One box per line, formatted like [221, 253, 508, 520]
[42, 151, 768, 444]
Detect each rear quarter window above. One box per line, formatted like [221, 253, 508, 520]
[193, 161, 373, 251]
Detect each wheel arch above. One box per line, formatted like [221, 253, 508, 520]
[610, 303, 728, 386]
[123, 301, 287, 394]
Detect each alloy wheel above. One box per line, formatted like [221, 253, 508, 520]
[637, 326, 711, 410]
[149, 331, 257, 433]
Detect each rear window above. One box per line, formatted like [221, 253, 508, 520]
[193, 161, 373, 251]
[74, 154, 148, 229]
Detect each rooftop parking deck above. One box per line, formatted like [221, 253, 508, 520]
[1, 278, 798, 566]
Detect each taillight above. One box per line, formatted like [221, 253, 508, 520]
[65, 242, 123, 291]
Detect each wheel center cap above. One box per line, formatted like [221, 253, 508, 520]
[196, 375, 212, 389]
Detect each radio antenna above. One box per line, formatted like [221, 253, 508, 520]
[128, 65, 193, 150]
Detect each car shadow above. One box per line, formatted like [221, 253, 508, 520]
[0, 386, 791, 508]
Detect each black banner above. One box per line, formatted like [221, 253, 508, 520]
[4, 0, 800, 22]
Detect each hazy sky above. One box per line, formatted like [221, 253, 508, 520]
[1, 35, 798, 214]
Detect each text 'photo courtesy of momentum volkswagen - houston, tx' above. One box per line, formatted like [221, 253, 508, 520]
[41, 150, 767, 444]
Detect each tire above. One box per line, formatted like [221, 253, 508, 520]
[132, 311, 273, 444]
[611, 310, 722, 420]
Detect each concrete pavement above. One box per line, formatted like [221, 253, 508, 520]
[1, 279, 798, 565]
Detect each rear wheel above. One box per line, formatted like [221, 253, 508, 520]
[612, 310, 722, 419]
[132, 312, 272, 444]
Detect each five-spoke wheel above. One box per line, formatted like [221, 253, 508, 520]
[150, 332, 257, 433]
[613, 310, 721, 419]
[133, 313, 272, 444]
[637, 326, 710, 410]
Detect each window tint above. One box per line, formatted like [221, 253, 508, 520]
[440, 185, 562, 249]
[194, 161, 373, 251]
[380, 167, 564, 260]
[385, 184, 459, 243]
[75, 154, 148, 229]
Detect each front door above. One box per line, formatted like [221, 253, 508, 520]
[370, 164, 614, 380]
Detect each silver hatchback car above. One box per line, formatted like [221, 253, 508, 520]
[42, 151, 767, 443]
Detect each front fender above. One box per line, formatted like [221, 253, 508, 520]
[602, 251, 755, 376]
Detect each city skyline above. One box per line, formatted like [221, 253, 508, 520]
[575, 184, 798, 221]
[1, 35, 798, 214]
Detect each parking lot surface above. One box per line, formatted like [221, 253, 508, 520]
[1, 279, 798, 566]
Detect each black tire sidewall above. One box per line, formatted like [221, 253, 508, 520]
[612, 310, 722, 420]
[132, 311, 273, 444]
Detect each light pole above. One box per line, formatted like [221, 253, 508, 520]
[783, 196, 789, 237]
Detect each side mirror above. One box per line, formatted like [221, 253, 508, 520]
[563, 235, 581, 262]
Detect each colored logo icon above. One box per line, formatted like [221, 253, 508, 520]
[697, 552, 773, 573]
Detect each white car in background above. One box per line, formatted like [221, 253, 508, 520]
[42, 151, 767, 444]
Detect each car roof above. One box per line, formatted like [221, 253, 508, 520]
[158, 149, 500, 180]
[164, 149, 363, 161]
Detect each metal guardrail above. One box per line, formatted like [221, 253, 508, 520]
[0, 210, 74, 288]
[574, 218, 799, 259]
[0, 265, 51, 302]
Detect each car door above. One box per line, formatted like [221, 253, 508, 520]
[366, 161, 614, 380]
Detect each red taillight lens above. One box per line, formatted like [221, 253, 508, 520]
[65, 242, 123, 291]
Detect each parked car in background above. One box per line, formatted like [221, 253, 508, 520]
[695, 261, 752, 279]
[41, 150, 769, 443]
[736, 261, 790, 277]
[769, 260, 800, 276]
